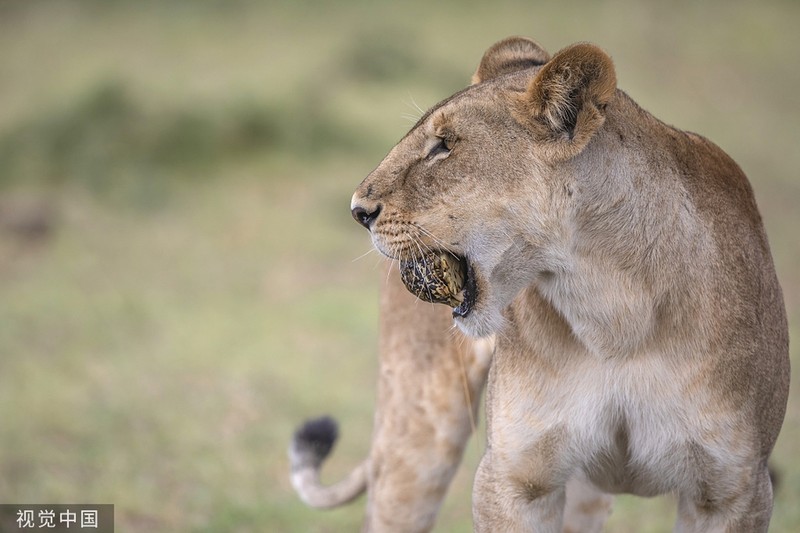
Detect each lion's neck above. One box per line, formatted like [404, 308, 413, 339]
[534, 254, 659, 357]
[530, 128, 712, 358]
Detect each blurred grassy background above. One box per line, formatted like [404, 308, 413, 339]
[0, 0, 798, 531]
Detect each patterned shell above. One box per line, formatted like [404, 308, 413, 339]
[399, 251, 466, 307]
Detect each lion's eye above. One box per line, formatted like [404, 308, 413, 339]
[426, 135, 455, 160]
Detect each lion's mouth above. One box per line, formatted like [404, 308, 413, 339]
[398, 251, 477, 318]
[452, 259, 477, 319]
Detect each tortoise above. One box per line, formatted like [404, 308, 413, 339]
[399, 251, 467, 307]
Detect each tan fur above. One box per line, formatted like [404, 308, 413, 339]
[366, 263, 493, 532]
[351, 37, 789, 532]
[291, 261, 493, 532]
[471, 37, 551, 85]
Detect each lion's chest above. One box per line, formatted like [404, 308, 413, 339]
[491, 339, 736, 498]
[575, 362, 701, 496]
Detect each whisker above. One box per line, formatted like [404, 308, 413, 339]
[417, 236, 436, 256]
[352, 247, 377, 263]
[386, 257, 397, 285]
[403, 92, 425, 120]
[413, 223, 457, 255]
[448, 322, 462, 341]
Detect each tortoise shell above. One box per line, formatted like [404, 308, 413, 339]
[399, 251, 466, 307]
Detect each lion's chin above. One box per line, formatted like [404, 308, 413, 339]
[453, 306, 505, 338]
[451, 262, 506, 338]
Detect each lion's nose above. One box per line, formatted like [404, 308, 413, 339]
[351, 203, 382, 230]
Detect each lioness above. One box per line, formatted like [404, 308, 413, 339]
[351, 37, 789, 532]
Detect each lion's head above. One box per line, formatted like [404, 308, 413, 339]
[351, 38, 617, 337]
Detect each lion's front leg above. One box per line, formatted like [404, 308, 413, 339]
[473, 454, 613, 533]
[473, 447, 568, 533]
[674, 463, 773, 533]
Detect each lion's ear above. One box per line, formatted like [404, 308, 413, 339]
[521, 43, 616, 159]
[471, 37, 550, 85]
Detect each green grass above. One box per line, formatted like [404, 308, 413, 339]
[1, 1, 799, 531]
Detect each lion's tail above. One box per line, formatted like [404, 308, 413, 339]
[289, 416, 368, 509]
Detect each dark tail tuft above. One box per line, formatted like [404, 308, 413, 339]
[291, 416, 339, 469]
